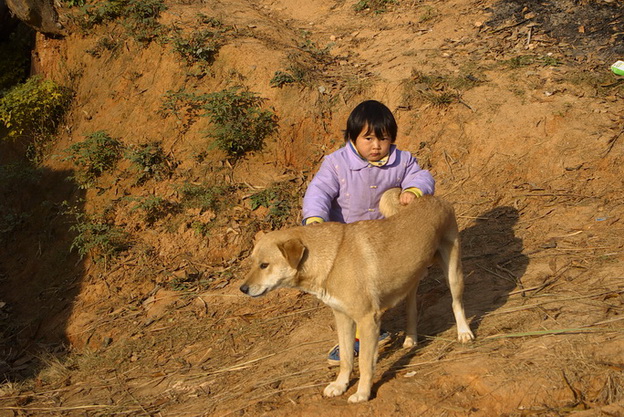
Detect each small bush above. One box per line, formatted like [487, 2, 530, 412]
[250, 182, 298, 229]
[171, 28, 222, 66]
[64, 130, 123, 187]
[78, 0, 167, 44]
[70, 213, 130, 263]
[178, 182, 237, 213]
[270, 71, 297, 88]
[353, 0, 395, 13]
[130, 195, 176, 225]
[125, 141, 175, 184]
[202, 87, 278, 159]
[0, 76, 73, 140]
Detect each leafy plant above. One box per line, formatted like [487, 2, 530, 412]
[64, 130, 123, 187]
[270, 71, 297, 88]
[250, 182, 298, 229]
[70, 213, 130, 263]
[401, 70, 483, 109]
[178, 182, 237, 213]
[201, 87, 279, 158]
[78, 0, 167, 44]
[353, 0, 395, 14]
[130, 195, 176, 225]
[125, 141, 175, 184]
[0, 76, 73, 140]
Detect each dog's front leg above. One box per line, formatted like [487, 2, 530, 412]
[324, 310, 355, 398]
[349, 313, 380, 403]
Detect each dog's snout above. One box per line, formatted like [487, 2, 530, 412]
[240, 284, 249, 294]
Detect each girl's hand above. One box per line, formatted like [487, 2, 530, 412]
[400, 191, 416, 206]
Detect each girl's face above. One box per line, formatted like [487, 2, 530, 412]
[354, 125, 392, 162]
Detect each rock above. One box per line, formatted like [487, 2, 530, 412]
[4, 0, 63, 36]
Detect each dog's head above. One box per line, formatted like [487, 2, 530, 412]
[240, 233, 306, 297]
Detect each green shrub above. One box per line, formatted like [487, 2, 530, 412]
[125, 141, 175, 184]
[0, 76, 72, 140]
[78, 0, 167, 43]
[178, 182, 237, 213]
[171, 28, 222, 66]
[250, 182, 298, 229]
[130, 195, 176, 224]
[202, 87, 278, 158]
[64, 130, 123, 187]
[70, 213, 130, 263]
[353, 0, 395, 13]
[270, 71, 297, 88]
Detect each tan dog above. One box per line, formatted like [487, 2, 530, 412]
[240, 188, 474, 403]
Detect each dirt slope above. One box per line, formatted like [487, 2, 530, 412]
[1, 0, 624, 416]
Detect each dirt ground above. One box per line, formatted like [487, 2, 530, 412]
[1, 0, 624, 416]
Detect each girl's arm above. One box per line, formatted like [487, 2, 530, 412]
[401, 152, 435, 195]
[302, 156, 340, 223]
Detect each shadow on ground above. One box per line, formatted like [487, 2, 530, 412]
[375, 205, 528, 392]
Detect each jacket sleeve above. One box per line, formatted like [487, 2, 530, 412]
[401, 152, 435, 195]
[302, 155, 340, 222]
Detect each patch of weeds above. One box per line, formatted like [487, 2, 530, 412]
[170, 17, 227, 66]
[125, 141, 176, 184]
[270, 71, 297, 88]
[0, 76, 73, 142]
[250, 181, 299, 229]
[568, 69, 623, 96]
[190, 220, 213, 237]
[160, 87, 278, 158]
[418, 5, 439, 23]
[159, 88, 210, 132]
[353, 0, 395, 14]
[401, 70, 482, 109]
[201, 87, 279, 159]
[63, 130, 123, 188]
[78, 0, 167, 44]
[85, 36, 121, 58]
[178, 182, 237, 213]
[69, 212, 130, 263]
[298, 32, 331, 61]
[129, 195, 176, 225]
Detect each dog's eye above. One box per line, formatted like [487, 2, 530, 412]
[260, 263, 269, 269]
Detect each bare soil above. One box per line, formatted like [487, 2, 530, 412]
[1, 0, 624, 416]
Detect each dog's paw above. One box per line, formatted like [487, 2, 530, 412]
[457, 330, 475, 343]
[403, 335, 417, 348]
[348, 391, 370, 403]
[324, 382, 348, 397]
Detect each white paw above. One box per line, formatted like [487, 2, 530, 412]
[457, 330, 475, 343]
[324, 382, 347, 397]
[348, 391, 370, 403]
[403, 335, 417, 348]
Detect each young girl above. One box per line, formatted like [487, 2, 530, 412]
[302, 100, 435, 364]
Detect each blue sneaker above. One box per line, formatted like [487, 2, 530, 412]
[327, 331, 392, 366]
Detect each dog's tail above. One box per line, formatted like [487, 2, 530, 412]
[379, 188, 403, 218]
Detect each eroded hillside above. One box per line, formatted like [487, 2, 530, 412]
[1, 0, 623, 416]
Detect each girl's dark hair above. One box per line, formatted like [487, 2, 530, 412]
[343, 100, 397, 143]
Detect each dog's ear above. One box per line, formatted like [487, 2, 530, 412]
[277, 238, 305, 269]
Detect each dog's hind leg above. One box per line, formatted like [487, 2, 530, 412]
[348, 312, 381, 403]
[324, 310, 355, 398]
[437, 231, 475, 343]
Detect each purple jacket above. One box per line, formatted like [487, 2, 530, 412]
[302, 144, 435, 224]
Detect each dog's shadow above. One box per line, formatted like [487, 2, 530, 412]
[374, 205, 527, 393]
